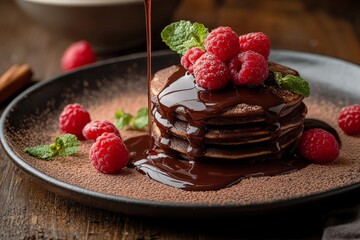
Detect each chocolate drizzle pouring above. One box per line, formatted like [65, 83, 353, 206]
[144, 0, 153, 146]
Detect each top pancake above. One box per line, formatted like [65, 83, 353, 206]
[151, 62, 304, 125]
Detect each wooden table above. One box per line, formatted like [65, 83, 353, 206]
[1, 0, 359, 238]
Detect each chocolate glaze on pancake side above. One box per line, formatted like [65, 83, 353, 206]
[125, 21, 341, 191]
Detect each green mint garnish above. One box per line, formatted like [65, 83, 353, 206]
[115, 108, 148, 131]
[25, 145, 53, 160]
[53, 134, 80, 156]
[132, 107, 149, 130]
[25, 134, 80, 160]
[274, 72, 310, 97]
[115, 109, 133, 130]
[161, 20, 209, 55]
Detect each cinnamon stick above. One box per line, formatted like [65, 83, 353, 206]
[0, 64, 33, 104]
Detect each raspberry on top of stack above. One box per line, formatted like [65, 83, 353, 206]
[181, 27, 271, 90]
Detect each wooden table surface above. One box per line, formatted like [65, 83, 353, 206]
[0, 0, 359, 239]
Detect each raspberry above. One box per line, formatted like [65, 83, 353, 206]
[83, 120, 121, 141]
[338, 105, 360, 135]
[61, 40, 96, 72]
[89, 132, 129, 174]
[297, 128, 340, 164]
[181, 47, 205, 74]
[59, 103, 91, 140]
[239, 32, 271, 59]
[193, 53, 230, 90]
[205, 26, 240, 62]
[228, 51, 268, 86]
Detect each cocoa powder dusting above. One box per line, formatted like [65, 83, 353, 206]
[5, 81, 360, 205]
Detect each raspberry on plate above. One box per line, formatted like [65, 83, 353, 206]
[338, 104, 360, 135]
[59, 103, 91, 140]
[83, 120, 121, 141]
[193, 52, 230, 90]
[297, 128, 340, 164]
[61, 40, 96, 72]
[181, 47, 206, 74]
[228, 51, 268, 86]
[239, 32, 271, 59]
[205, 26, 240, 62]
[89, 132, 129, 174]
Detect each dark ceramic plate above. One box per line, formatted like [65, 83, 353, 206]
[1, 50, 359, 218]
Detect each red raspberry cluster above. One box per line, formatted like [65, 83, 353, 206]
[181, 28, 270, 90]
[59, 103, 128, 174]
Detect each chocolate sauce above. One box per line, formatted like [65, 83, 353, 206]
[125, 135, 306, 191]
[155, 66, 291, 160]
[125, 118, 339, 191]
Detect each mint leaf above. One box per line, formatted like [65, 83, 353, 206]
[274, 72, 310, 97]
[132, 107, 149, 130]
[114, 108, 149, 131]
[25, 145, 53, 160]
[161, 20, 209, 55]
[115, 109, 133, 130]
[57, 134, 80, 156]
[25, 134, 80, 160]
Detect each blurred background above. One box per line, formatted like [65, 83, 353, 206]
[1, 0, 359, 81]
[175, 0, 360, 62]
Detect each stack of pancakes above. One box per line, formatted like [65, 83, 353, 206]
[150, 62, 307, 162]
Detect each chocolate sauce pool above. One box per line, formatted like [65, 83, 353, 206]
[126, 135, 303, 191]
[125, 119, 340, 191]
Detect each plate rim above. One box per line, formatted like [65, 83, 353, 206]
[1, 49, 359, 216]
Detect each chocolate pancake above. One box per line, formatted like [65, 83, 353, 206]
[153, 103, 306, 145]
[152, 124, 304, 161]
[151, 64, 304, 125]
[150, 62, 307, 161]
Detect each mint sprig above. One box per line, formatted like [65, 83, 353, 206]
[115, 107, 148, 131]
[161, 20, 209, 55]
[115, 109, 133, 130]
[274, 72, 310, 97]
[25, 134, 80, 160]
[131, 107, 149, 130]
